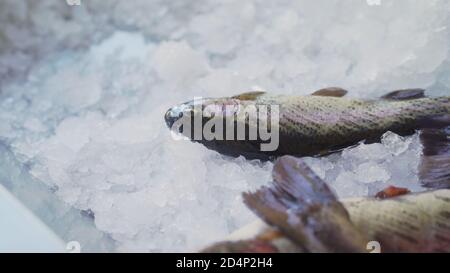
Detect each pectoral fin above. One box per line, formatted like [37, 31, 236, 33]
[311, 87, 348, 97]
[419, 125, 450, 189]
[381, 88, 425, 100]
[243, 156, 368, 253]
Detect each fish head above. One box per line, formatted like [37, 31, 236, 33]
[165, 91, 268, 132]
[164, 96, 245, 135]
[164, 95, 278, 159]
[164, 98, 202, 130]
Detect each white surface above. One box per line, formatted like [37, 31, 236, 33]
[0, 184, 65, 252]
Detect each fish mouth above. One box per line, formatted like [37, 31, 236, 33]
[164, 98, 211, 129]
[164, 102, 193, 129]
[164, 108, 181, 129]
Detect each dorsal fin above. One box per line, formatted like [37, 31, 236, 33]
[311, 87, 348, 97]
[419, 125, 450, 189]
[243, 156, 368, 253]
[381, 88, 425, 100]
[232, 91, 266, 101]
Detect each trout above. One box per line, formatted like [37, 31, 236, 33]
[202, 157, 450, 253]
[165, 88, 450, 160]
[201, 126, 450, 253]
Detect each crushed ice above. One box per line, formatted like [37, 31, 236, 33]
[0, 0, 449, 251]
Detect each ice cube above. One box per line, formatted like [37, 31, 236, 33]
[0, 0, 447, 252]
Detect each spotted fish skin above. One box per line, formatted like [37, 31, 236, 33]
[165, 90, 450, 159]
[270, 95, 450, 156]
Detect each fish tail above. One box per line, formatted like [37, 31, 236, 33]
[243, 156, 368, 252]
[416, 96, 450, 189]
[419, 123, 450, 189]
[413, 97, 450, 129]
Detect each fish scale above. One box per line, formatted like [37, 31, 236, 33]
[273, 96, 449, 149]
[165, 88, 450, 159]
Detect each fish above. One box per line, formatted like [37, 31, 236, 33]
[201, 126, 450, 253]
[202, 158, 450, 253]
[165, 88, 450, 160]
[419, 126, 450, 189]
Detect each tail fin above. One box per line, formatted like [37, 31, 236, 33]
[243, 156, 367, 252]
[419, 125, 450, 189]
